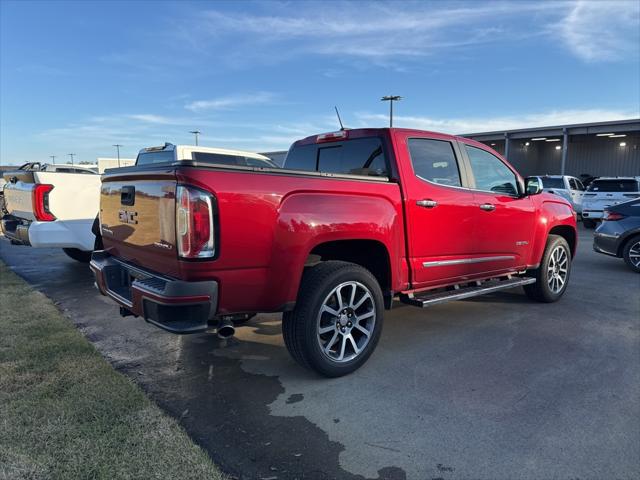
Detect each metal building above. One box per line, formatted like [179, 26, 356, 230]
[463, 119, 640, 178]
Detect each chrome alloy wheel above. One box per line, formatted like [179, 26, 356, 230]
[316, 281, 376, 363]
[547, 245, 569, 294]
[628, 240, 640, 269]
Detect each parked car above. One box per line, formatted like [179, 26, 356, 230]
[582, 177, 640, 228]
[593, 198, 640, 272]
[91, 129, 577, 377]
[539, 175, 586, 213]
[1, 163, 103, 261]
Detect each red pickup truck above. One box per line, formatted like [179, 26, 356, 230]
[91, 129, 577, 377]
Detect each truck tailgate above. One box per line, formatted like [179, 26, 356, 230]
[3, 173, 37, 220]
[100, 171, 179, 277]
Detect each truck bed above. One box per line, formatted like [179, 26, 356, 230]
[99, 164, 405, 313]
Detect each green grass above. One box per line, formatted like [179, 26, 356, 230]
[0, 262, 225, 480]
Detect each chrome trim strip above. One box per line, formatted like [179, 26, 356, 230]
[423, 255, 516, 268]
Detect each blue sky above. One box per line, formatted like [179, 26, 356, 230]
[1, 0, 639, 164]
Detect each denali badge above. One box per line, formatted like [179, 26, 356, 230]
[153, 241, 173, 250]
[118, 209, 138, 225]
[516, 240, 529, 246]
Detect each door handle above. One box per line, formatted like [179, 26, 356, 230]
[417, 199, 437, 208]
[479, 203, 496, 211]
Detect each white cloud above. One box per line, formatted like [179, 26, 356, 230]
[356, 109, 639, 134]
[126, 114, 174, 124]
[180, 1, 557, 65]
[558, 0, 640, 62]
[172, 1, 640, 66]
[185, 92, 276, 112]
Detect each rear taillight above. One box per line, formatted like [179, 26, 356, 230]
[32, 184, 55, 221]
[175, 185, 215, 259]
[603, 211, 626, 221]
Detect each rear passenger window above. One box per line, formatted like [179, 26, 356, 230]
[465, 145, 518, 196]
[284, 137, 387, 177]
[407, 138, 461, 187]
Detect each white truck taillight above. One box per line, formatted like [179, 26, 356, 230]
[32, 184, 55, 221]
[175, 185, 216, 259]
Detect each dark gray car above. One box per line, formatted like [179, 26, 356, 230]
[594, 198, 640, 272]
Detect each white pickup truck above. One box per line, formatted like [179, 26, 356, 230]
[1, 163, 102, 262]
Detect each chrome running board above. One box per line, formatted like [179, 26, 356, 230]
[399, 277, 536, 308]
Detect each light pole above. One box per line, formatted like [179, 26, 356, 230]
[381, 95, 402, 128]
[68, 153, 75, 165]
[49, 155, 56, 163]
[189, 130, 201, 146]
[112, 144, 122, 167]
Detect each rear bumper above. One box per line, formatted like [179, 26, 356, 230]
[90, 251, 218, 333]
[582, 210, 603, 219]
[593, 223, 623, 257]
[1, 215, 31, 244]
[0, 214, 95, 250]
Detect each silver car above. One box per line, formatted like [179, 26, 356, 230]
[540, 175, 586, 214]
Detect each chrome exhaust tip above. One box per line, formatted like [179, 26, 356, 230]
[217, 316, 236, 339]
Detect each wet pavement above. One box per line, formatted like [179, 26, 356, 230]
[1, 226, 639, 480]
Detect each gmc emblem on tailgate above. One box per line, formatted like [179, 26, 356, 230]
[118, 209, 138, 225]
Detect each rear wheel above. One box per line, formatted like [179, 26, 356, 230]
[524, 234, 572, 303]
[282, 261, 384, 377]
[622, 235, 640, 273]
[62, 248, 92, 263]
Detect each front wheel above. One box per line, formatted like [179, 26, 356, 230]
[524, 234, 572, 303]
[282, 261, 384, 377]
[622, 235, 640, 273]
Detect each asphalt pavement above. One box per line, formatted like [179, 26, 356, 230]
[1, 226, 638, 480]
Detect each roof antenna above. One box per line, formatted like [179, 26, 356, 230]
[335, 106, 345, 131]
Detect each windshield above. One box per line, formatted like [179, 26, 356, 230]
[136, 150, 175, 165]
[541, 177, 565, 189]
[587, 179, 639, 193]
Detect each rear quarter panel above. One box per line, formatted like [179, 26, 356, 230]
[175, 169, 405, 314]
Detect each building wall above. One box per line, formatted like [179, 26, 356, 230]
[483, 133, 640, 178]
[565, 134, 640, 177]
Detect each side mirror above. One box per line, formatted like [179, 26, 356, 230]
[524, 176, 543, 196]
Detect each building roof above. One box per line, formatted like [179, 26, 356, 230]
[462, 118, 640, 141]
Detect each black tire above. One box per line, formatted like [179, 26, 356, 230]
[62, 248, 92, 263]
[282, 261, 384, 377]
[622, 235, 640, 273]
[582, 218, 596, 229]
[524, 234, 572, 303]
